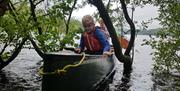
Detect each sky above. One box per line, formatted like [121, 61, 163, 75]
[72, 4, 161, 29]
[133, 4, 160, 29]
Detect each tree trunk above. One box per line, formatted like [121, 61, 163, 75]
[120, 0, 136, 56]
[29, 37, 45, 58]
[29, 0, 42, 35]
[0, 0, 9, 16]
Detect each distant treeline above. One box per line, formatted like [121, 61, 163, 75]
[121, 28, 161, 35]
[137, 28, 161, 35]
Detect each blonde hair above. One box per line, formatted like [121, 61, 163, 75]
[82, 15, 94, 26]
[98, 18, 104, 24]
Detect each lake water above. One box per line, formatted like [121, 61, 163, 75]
[0, 35, 179, 91]
[109, 35, 154, 91]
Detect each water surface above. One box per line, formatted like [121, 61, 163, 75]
[0, 35, 179, 91]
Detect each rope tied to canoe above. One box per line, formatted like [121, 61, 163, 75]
[38, 53, 85, 76]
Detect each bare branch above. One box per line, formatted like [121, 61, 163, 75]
[120, 0, 136, 56]
[35, 0, 44, 6]
[29, 0, 42, 35]
[65, 0, 78, 34]
[0, 38, 28, 70]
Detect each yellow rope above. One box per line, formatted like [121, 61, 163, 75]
[38, 53, 85, 76]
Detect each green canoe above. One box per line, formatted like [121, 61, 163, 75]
[41, 53, 116, 91]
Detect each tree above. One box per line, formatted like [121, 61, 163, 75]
[0, 0, 82, 70]
[0, 0, 29, 69]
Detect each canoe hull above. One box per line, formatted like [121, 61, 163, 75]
[42, 54, 115, 91]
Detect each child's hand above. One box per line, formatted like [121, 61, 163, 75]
[103, 51, 113, 56]
[75, 48, 81, 54]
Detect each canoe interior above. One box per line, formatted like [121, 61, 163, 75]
[42, 53, 115, 91]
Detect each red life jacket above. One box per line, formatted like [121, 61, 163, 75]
[83, 32, 102, 52]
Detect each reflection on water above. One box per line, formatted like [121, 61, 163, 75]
[0, 49, 42, 91]
[0, 35, 180, 91]
[152, 72, 180, 91]
[108, 35, 154, 91]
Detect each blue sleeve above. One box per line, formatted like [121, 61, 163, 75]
[79, 34, 85, 51]
[95, 28, 111, 52]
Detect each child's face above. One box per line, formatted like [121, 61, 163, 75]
[83, 21, 95, 33]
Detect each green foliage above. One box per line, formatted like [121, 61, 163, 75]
[0, 1, 30, 39]
[0, 0, 83, 61]
[34, 17, 82, 52]
[0, 2, 31, 60]
[61, 19, 83, 47]
[32, 0, 82, 52]
[1, 51, 11, 61]
[143, 1, 180, 73]
[0, 14, 16, 43]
